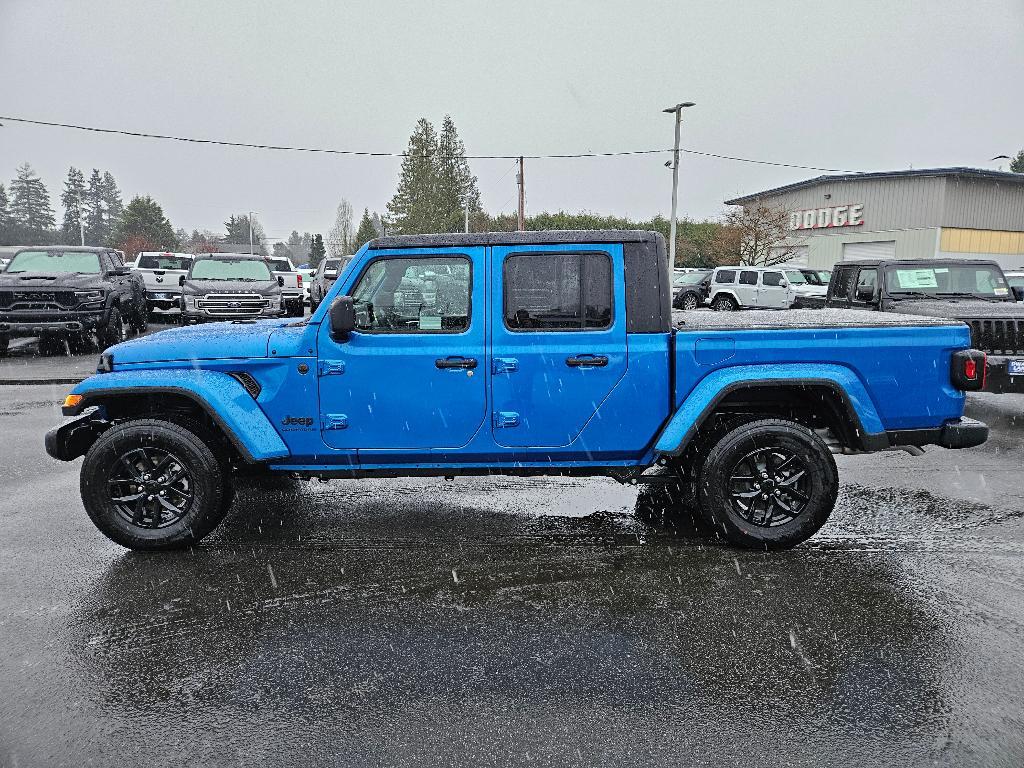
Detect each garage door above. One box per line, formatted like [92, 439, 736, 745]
[842, 241, 896, 261]
[773, 245, 808, 266]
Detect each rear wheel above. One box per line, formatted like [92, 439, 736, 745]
[711, 295, 737, 312]
[80, 419, 226, 550]
[696, 418, 838, 549]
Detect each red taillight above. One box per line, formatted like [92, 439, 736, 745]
[296, 274, 302, 286]
[964, 358, 977, 380]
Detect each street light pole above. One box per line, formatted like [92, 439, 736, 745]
[663, 102, 695, 269]
[77, 196, 85, 246]
[248, 210, 255, 255]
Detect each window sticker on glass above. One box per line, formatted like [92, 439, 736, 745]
[418, 315, 442, 330]
[994, 287, 1008, 295]
[895, 269, 939, 289]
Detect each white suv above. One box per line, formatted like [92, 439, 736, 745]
[707, 266, 796, 311]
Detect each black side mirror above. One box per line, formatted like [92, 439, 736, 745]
[178, 275, 186, 286]
[329, 296, 356, 338]
[1012, 286, 1024, 302]
[856, 284, 876, 302]
[277, 276, 285, 287]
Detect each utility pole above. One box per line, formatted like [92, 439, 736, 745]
[517, 156, 525, 231]
[662, 102, 696, 269]
[248, 210, 255, 255]
[464, 201, 470, 233]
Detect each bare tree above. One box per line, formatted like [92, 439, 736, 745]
[715, 203, 803, 267]
[326, 199, 355, 258]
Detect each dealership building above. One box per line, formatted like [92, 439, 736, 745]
[724, 167, 1024, 270]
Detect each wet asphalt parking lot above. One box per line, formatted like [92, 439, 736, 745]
[1, 324, 1024, 767]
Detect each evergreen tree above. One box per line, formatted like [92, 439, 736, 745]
[9, 163, 56, 243]
[436, 114, 481, 231]
[0, 184, 12, 245]
[83, 169, 106, 245]
[354, 208, 378, 250]
[272, 242, 294, 261]
[60, 167, 87, 245]
[224, 213, 267, 255]
[1011, 149, 1024, 174]
[309, 233, 326, 268]
[386, 118, 441, 234]
[110, 196, 179, 257]
[100, 171, 124, 242]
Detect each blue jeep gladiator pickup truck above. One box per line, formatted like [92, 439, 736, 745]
[45, 231, 989, 551]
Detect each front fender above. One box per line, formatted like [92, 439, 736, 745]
[64, 369, 290, 462]
[654, 363, 884, 455]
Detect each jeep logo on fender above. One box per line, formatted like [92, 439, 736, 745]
[281, 415, 314, 428]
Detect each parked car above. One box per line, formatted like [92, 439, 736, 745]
[131, 252, 194, 313]
[300, 268, 316, 305]
[47, 230, 987, 553]
[265, 256, 305, 316]
[309, 256, 351, 310]
[825, 258, 1024, 393]
[782, 267, 828, 308]
[706, 266, 795, 311]
[1004, 270, 1024, 299]
[672, 269, 711, 310]
[0, 246, 146, 356]
[179, 253, 286, 324]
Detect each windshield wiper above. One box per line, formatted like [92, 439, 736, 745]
[935, 291, 1003, 302]
[889, 290, 935, 299]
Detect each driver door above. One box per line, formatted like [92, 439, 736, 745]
[316, 249, 487, 452]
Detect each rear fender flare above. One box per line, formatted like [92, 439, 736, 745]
[654, 363, 884, 455]
[63, 369, 290, 462]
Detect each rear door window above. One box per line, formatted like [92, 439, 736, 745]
[503, 252, 612, 331]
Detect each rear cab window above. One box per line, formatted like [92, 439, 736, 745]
[503, 252, 612, 331]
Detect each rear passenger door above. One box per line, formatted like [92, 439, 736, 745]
[489, 244, 627, 449]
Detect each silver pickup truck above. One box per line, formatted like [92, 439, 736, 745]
[265, 256, 304, 317]
[131, 252, 194, 312]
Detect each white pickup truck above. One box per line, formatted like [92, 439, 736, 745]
[131, 252, 195, 312]
[265, 256, 305, 317]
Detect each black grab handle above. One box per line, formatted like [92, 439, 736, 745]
[566, 355, 609, 368]
[435, 357, 478, 369]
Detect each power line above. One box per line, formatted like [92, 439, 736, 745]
[0, 114, 859, 173]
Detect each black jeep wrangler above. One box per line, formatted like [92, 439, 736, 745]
[825, 258, 1024, 393]
[0, 246, 147, 356]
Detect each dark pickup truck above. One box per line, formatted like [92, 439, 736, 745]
[0, 246, 147, 356]
[825, 258, 1024, 393]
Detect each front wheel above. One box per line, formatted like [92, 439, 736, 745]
[80, 419, 227, 550]
[99, 307, 125, 350]
[711, 295, 737, 312]
[696, 418, 838, 549]
[681, 292, 701, 311]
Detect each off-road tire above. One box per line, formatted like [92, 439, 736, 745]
[38, 335, 66, 356]
[81, 419, 226, 550]
[128, 305, 148, 334]
[681, 292, 701, 311]
[696, 418, 838, 550]
[98, 307, 125, 351]
[68, 333, 94, 355]
[0, 336, 8, 357]
[711, 295, 738, 312]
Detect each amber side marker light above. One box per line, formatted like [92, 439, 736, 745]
[63, 394, 83, 409]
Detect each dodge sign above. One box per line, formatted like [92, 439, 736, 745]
[789, 203, 864, 230]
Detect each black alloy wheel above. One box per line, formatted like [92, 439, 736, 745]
[726, 445, 811, 527]
[696, 418, 838, 549]
[107, 446, 194, 529]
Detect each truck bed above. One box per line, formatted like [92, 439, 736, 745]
[673, 308, 960, 331]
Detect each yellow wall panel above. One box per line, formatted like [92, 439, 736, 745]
[941, 228, 1024, 254]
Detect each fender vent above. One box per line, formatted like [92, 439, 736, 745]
[228, 372, 262, 399]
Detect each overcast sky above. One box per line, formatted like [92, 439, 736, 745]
[1, 0, 1022, 242]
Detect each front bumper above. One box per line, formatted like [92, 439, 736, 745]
[45, 409, 110, 461]
[0, 310, 104, 337]
[181, 308, 286, 323]
[984, 355, 1024, 394]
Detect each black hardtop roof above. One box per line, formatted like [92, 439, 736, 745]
[838, 258, 1005, 268]
[367, 229, 661, 250]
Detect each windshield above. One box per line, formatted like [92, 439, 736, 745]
[137, 254, 192, 270]
[266, 258, 293, 272]
[673, 271, 709, 287]
[6, 250, 102, 274]
[1006, 274, 1024, 289]
[190, 258, 272, 281]
[817, 270, 832, 284]
[785, 270, 808, 285]
[884, 264, 1010, 298]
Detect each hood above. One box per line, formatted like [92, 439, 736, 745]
[182, 278, 280, 295]
[0, 272, 105, 290]
[887, 298, 1024, 320]
[792, 284, 827, 297]
[106, 318, 294, 365]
